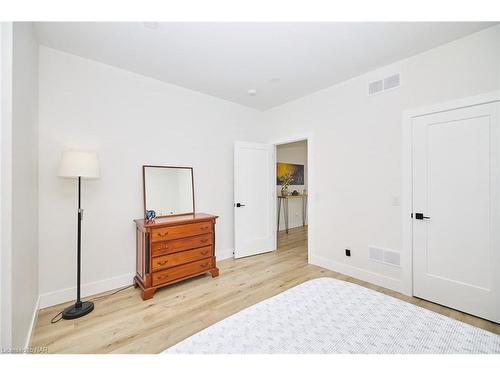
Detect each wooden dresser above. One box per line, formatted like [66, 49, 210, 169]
[134, 213, 219, 300]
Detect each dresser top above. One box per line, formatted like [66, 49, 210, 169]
[134, 213, 218, 229]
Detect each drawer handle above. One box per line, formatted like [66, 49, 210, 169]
[157, 260, 168, 265]
[200, 251, 209, 255]
[200, 263, 209, 268]
[200, 226, 209, 230]
[157, 232, 169, 237]
[200, 239, 208, 243]
[157, 275, 168, 280]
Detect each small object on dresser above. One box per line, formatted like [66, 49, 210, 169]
[292, 190, 299, 196]
[146, 210, 156, 222]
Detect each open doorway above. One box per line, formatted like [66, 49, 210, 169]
[275, 140, 308, 256]
[233, 137, 312, 260]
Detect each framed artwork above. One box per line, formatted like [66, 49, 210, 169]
[276, 162, 304, 185]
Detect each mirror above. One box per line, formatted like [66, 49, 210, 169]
[143, 165, 195, 218]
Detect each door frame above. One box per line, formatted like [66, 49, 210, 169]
[270, 134, 314, 262]
[401, 90, 500, 296]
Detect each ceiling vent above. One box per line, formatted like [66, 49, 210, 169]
[368, 73, 400, 96]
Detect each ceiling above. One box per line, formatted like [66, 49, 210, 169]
[35, 22, 497, 110]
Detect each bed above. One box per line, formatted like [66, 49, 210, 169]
[164, 277, 500, 354]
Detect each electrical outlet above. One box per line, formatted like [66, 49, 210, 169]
[345, 249, 351, 257]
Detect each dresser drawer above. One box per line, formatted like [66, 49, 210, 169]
[151, 233, 212, 256]
[152, 258, 214, 286]
[151, 221, 212, 242]
[151, 246, 213, 271]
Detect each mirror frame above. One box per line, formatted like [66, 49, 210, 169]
[142, 165, 195, 219]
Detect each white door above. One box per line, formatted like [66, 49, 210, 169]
[412, 101, 500, 323]
[234, 141, 276, 258]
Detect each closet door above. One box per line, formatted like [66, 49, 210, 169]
[412, 101, 500, 323]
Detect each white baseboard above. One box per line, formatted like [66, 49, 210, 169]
[278, 222, 307, 232]
[309, 254, 405, 294]
[39, 272, 135, 309]
[24, 295, 40, 350]
[216, 248, 234, 261]
[39, 249, 234, 310]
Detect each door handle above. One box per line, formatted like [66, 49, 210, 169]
[235, 203, 246, 207]
[413, 213, 430, 220]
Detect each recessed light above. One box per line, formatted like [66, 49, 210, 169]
[247, 89, 257, 96]
[143, 22, 159, 30]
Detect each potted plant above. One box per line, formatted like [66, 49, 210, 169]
[280, 173, 294, 196]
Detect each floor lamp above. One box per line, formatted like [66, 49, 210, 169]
[58, 151, 100, 319]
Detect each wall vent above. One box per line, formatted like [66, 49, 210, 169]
[369, 246, 384, 262]
[383, 250, 400, 266]
[383, 74, 400, 90]
[368, 73, 400, 96]
[369, 246, 401, 267]
[368, 80, 383, 95]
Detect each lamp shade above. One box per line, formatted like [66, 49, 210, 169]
[58, 151, 100, 179]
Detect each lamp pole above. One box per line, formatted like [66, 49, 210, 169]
[61, 175, 94, 319]
[76, 176, 82, 308]
[59, 151, 99, 320]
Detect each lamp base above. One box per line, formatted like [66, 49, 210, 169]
[62, 301, 94, 320]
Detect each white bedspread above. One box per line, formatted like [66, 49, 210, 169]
[164, 277, 500, 354]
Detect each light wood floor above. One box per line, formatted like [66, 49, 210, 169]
[31, 226, 499, 353]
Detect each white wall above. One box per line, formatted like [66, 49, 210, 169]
[0, 21, 14, 350]
[0, 22, 39, 349]
[38, 47, 265, 307]
[265, 25, 500, 294]
[276, 141, 307, 231]
[11, 22, 39, 348]
[34, 24, 500, 309]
